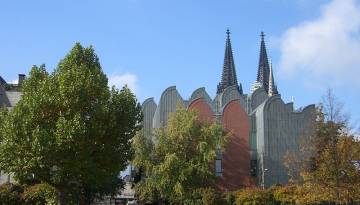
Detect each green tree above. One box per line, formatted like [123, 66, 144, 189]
[22, 183, 59, 205]
[0, 183, 23, 205]
[0, 43, 142, 204]
[132, 106, 228, 204]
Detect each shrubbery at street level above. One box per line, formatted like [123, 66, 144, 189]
[0, 183, 58, 205]
[1, 182, 358, 205]
[194, 184, 359, 205]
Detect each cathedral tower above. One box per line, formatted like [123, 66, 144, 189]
[268, 59, 278, 96]
[217, 29, 242, 94]
[256, 32, 270, 93]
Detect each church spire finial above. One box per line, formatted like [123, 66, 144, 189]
[226, 28, 231, 38]
[256, 31, 270, 93]
[217, 29, 240, 94]
[261, 31, 265, 40]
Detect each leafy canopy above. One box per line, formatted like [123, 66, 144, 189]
[0, 43, 142, 203]
[284, 90, 360, 204]
[133, 105, 228, 204]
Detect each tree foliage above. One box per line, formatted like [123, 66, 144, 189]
[271, 185, 298, 205]
[132, 106, 228, 204]
[0, 182, 58, 205]
[298, 135, 360, 204]
[22, 183, 59, 205]
[235, 188, 277, 205]
[0, 43, 142, 204]
[0, 183, 23, 205]
[284, 89, 360, 204]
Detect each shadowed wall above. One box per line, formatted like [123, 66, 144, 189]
[219, 100, 253, 190]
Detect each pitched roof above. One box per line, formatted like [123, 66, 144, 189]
[5, 91, 22, 107]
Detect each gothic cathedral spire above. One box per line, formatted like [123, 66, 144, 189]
[268, 59, 279, 96]
[257, 32, 270, 93]
[217, 29, 241, 94]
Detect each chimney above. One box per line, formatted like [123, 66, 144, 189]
[18, 74, 25, 86]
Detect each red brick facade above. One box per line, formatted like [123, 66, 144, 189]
[188, 98, 215, 124]
[189, 99, 253, 191]
[219, 100, 253, 190]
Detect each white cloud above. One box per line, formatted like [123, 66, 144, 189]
[10, 79, 18, 84]
[278, 0, 360, 88]
[108, 73, 138, 94]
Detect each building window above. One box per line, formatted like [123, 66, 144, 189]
[250, 160, 257, 177]
[215, 159, 222, 176]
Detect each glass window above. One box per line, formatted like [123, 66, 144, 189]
[215, 159, 222, 176]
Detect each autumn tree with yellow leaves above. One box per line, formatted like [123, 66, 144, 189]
[285, 89, 360, 205]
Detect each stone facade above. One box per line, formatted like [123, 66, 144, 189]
[0, 75, 23, 109]
[250, 91, 315, 188]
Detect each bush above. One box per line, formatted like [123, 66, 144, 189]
[198, 188, 218, 205]
[222, 192, 236, 205]
[271, 185, 297, 205]
[178, 187, 231, 205]
[183, 188, 215, 205]
[22, 183, 59, 205]
[0, 183, 23, 205]
[235, 188, 277, 205]
[233, 185, 353, 205]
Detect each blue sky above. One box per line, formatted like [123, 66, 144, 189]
[1, 0, 360, 127]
